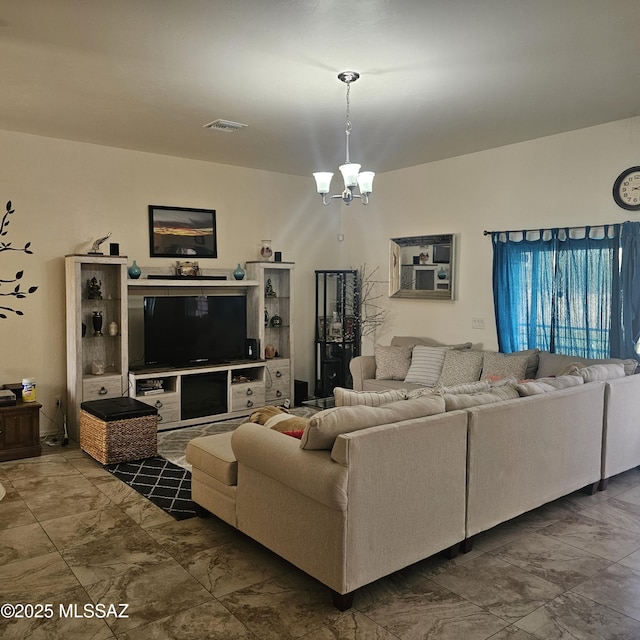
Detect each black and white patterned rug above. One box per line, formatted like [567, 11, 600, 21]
[107, 407, 320, 520]
[106, 456, 197, 520]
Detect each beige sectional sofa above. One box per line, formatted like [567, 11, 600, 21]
[186, 339, 639, 609]
[350, 336, 640, 488]
[187, 396, 468, 610]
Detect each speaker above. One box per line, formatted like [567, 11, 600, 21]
[320, 359, 342, 397]
[245, 338, 258, 360]
[294, 379, 308, 406]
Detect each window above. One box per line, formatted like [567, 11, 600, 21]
[491, 225, 620, 359]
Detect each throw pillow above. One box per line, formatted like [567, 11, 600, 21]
[572, 363, 626, 382]
[282, 430, 304, 439]
[481, 351, 530, 381]
[404, 346, 448, 386]
[439, 381, 491, 395]
[374, 345, 413, 380]
[443, 384, 519, 410]
[406, 387, 439, 399]
[300, 395, 446, 450]
[438, 349, 484, 387]
[515, 374, 584, 396]
[250, 406, 310, 432]
[334, 387, 407, 407]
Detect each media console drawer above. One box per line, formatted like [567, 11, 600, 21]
[266, 360, 290, 403]
[231, 382, 266, 411]
[83, 376, 123, 401]
[136, 393, 180, 425]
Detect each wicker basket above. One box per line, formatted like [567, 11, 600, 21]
[80, 409, 157, 465]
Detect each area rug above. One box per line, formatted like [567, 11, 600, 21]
[106, 456, 196, 520]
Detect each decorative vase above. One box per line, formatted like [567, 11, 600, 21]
[260, 240, 273, 260]
[92, 311, 103, 336]
[270, 314, 282, 327]
[91, 360, 105, 375]
[437, 267, 447, 280]
[108, 321, 118, 336]
[233, 263, 245, 280]
[128, 260, 141, 279]
[419, 247, 429, 264]
[264, 307, 269, 326]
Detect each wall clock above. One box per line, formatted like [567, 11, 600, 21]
[613, 166, 640, 211]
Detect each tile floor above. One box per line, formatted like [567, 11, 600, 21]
[2, 443, 640, 639]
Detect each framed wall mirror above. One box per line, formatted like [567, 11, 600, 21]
[389, 234, 456, 299]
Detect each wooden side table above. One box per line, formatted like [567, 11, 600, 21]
[0, 400, 42, 462]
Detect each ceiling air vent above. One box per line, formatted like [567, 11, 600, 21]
[203, 119, 248, 132]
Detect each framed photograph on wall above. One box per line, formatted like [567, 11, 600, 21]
[149, 205, 217, 257]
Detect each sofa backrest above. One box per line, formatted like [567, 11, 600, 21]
[391, 336, 473, 350]
[536, 351, 638, 378]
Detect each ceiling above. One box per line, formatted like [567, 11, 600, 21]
[2, 1, 640, 178]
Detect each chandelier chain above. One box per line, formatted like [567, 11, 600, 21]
[345, 80, 352, 163]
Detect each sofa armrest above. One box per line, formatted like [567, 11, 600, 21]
[603, 374, 640, 479]
[231, 423, 348, 510]
[349, 355, 376, 391]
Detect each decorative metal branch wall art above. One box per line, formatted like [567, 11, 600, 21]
[0, 199, 38, 318]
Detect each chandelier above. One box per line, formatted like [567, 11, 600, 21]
[313, 71, 375, 206]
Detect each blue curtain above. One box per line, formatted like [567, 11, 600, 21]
[611, 221, 640, 361]
[492, 231, 555, 353]
[492, 225, 621, 358]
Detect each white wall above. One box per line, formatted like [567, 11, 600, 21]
[342, 116, 640, 353]
[0, 129, 339, 434]
[2, 116, 639, 435]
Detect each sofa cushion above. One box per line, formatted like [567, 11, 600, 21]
[438, 349, 484, 386]
[334, 387, 407, 407]
[570, 363, 626, 382]
[374, 344, 413, 380]
[404, 345, 448, 386]
[515, 374, 584, 396]
[406, 381, 491, 399]
[481, 351, 530, 381]
[185, 432, 237, 486]
[536, 352, 638, 378]
[300, 395, 446, 450]
[443, 384, 519, 410]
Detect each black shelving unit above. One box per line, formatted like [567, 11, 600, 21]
[314, 270, 360, 397]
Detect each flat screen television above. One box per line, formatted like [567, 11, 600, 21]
[432, 244, 451, 264]
[143, 295, 247, 367]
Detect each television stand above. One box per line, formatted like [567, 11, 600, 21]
[128, 358, 291, 430]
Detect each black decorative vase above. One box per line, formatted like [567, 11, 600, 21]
[92, 311, 103, 336]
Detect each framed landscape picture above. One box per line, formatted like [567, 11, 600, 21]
[149, 205, 217, 257]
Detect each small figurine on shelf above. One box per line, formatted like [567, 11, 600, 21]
[87, 277, 102, 299]
[265, 278, 277, 297]
[88, 232, 111, 255]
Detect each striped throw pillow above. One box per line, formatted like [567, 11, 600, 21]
[404, 346, 448, 387]
[333, 387, 407, 407]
